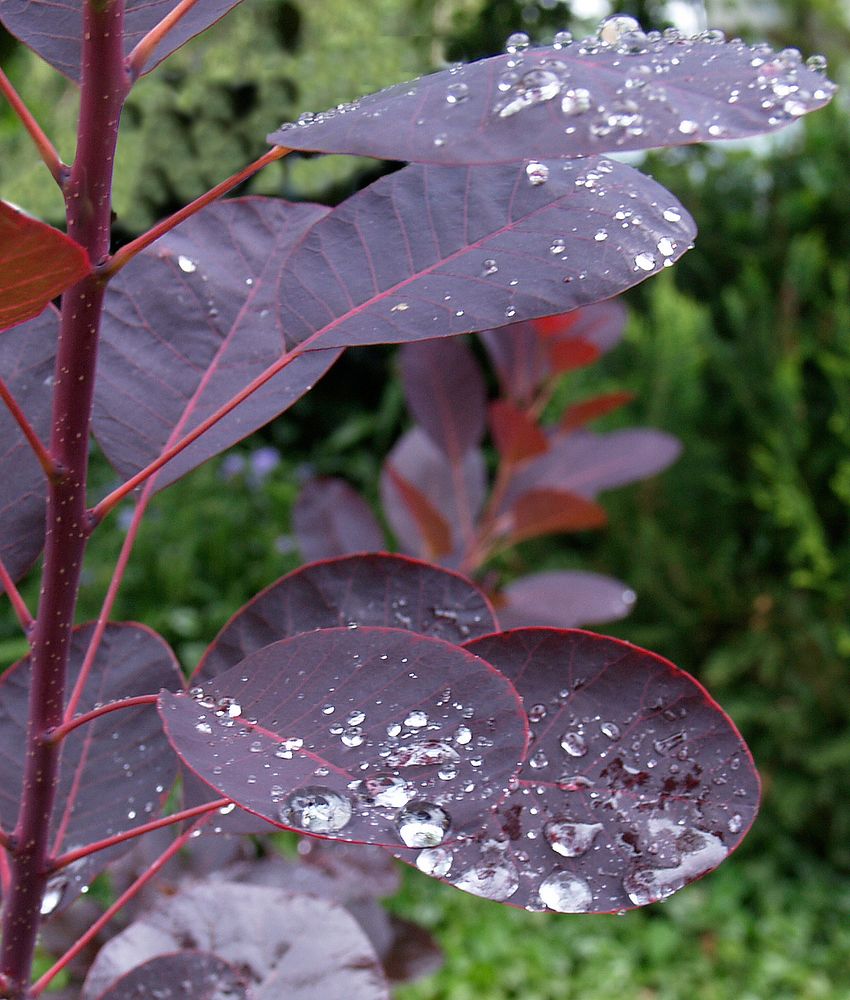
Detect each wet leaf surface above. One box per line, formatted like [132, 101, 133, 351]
[0, 623, 182, 911]
[0, 0, 245, 82]
[269, 34, 834, 164]
[0, 202, 88, 332]
[93, 951, 249, 1000]
[161, 626, 527, 847]
[393, 628, 759, 912]
[0, 307, 54, 590]
[82, 884, 390, 1000]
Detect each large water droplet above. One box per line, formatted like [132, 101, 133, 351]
[446, 82, 469, 105]
[396, 801, 451, 848]
[416, 846, 453, 876]
[454, 859, 519, 900]
[525, 161, 550, 186]
[553, 30, 572, 50]
[353, 773, 413, 808]
[598, 14, 641, 46]
[561, 88, 592, 116]
[544, 820, 603, 857]
[495, 69, 562, 118]
[634, 252, 656, 271]
[560, 731, 587, 757]
[279, 786, 352, 834]
[600, 722, 620, 740]
[538, 870, 593, 912]
[505, 31, 530, 55]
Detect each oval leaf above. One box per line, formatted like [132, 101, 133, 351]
[383, 466, 453, 561]
[393, 628, 759, 913]
[293, 478, 385, 562]
[0, 0, 245, 82]
[0, 307, 55, 589]
[0, 202, 88, 332]
[93, 951, 249, 1000]
[94, 198, 340, 490]
[495, 571, 636, 629]
[161, 627, 527, 848]
[269, 36, 834, 163]
[562, 390, 634, 431]
[504, 488, 608, 545]
[489, 401, 549, 463]
[82, 885, 390, 1000]
[270, 158, 694, 352]
[0, 623, 182, 909]
[196, 553, 498, 683]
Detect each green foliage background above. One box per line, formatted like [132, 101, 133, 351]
[2, 1, 850, 996]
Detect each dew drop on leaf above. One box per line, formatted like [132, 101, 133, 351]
[525, 161, 550, 186]
[544, 820, 603, 857]
[560, 731, 588, 757]
[416, 846, 453, 876]
[454, 858, 519, 900]
[396, 801, 451, 848]
[634, 252, 657, 271]
[538, 870, 593, 912]
[353, 773, 413, 808]
[176, 255, 197, 273]
[279, 786, 353, 834]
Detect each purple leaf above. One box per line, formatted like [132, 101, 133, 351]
[496, 571, 636, 629]
[269, 36, 834, 163]
[0, 0, 245, 83]
[294, 478, 385, 562]
[502, 428, 682, 507]
[399, 338, 487, 459]
[93, 198, 340, 491]
[394, 628, 759, 912]
[269, 158, 694, 351]
[160, 627, 527, 847]
[196, 553, 498, 683]
[0, 623, 182, 910]
[380, 428, 486, 565]
[383, 466, 454, 561]
[0, 307, 54, 589]
[82, 884, 390, 1000]
[92, 951, 249, 1000]
[534, 299, 627, 354]
[0, 202, 89, 332]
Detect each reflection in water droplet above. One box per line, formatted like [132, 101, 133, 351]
[405, 710, 429, 728]
[634, 252, 656, 271]
[279, 786, 352, 834]
[454, 725, 472, 745]
[505, 32, 530, 55]
[560, 731, 587, 757]
[40, 878, 65, 916]
[728, 813, 743, 834]
[538, 870, 593, 912]
[623, 828, 728, 905]
[416, 847, 453, 876]
[396, 801, 451, 848]
[446, 82, 469, 105]
[353, 773, 413, 808]
[526, 162, 550, 186]
[177, 255, 197, 273]
[561, 88, 592, 116]
[455, 859, 519, 900]
[678, 119, 699, 135]
[656, 237, 676, 257]
[544, 820, 603, 857]
[481, 258, 499, 276]
[597, 14, 641, 46]
[553, 30, 573, 50]
[528, 703, 548, 722]
[600, 722, 620, 740]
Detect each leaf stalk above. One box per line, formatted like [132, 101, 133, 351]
[0, 68, 69, 188]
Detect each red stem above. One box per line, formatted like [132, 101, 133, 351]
[125, 0, 202, 81]
[31, 813, 215, 997]
[50, 799, 229, 869]
[0, 557, 34, 635]
[0, 3, 129, 994]
[0, 68, 69, 188]
[101, 145, 289, 279]
[49, 693, 159, 743]
[0, 376, 61, 481]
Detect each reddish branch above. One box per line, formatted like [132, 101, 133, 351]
[126, 0, 202, 81]
[0, 68, 68, 188]
[0, 375, 61, 481]
[0, 557, 34, 634]
[49, 693, 159, 743]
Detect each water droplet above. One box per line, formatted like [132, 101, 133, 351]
[177, 255, 196, 273]
[529, 750, 549, 770]
[249, 739, 263, 753]
[806, 53, 828, 74]
[600, 722, 620, 740]
[598, 14, 641, 46]
[525, 161, 549, 186]
[321, 704, 335, 715]
[634, 252, 656, 271]
[653, 731, 686, 755]
[279, 786, 352, 834]
[623, 829, 727, 905]
[354, 773, 413, 808]
[528, 703, 548, 722]
[495, 68, 562, 118]
[538, 870, 593, 912]
[433, 133, 447, 148]
[504, 305, 517, 319]
[195, 721, 212, 735]
[561, 88, 592, 116]
[396, 801, 451, 848]
[455, 858, 519, 900]
[390, 302, 409, 313]
[40, 878, 65, 916]
[727, 813, 743, 834]
[405, 710, 428, 729]
[341, 727, 364, 748]
[346, 710, 366, 726]
[553, 30, 572, 50]
[454, 725, 472, 745]
[663, 207, 682, 223]
[386, 722, 402, 737]
[387, 740, 460, 767]
[594, 229, 608, 242]
[481, 258, 499, 276]
[678, 119, 699, 135]
[416, 847, 453, 876]
[656, 237, 676, 257]
[544, 820, 603, 857]
[505, 32, 530, 55]
[560, 731, 587, 757]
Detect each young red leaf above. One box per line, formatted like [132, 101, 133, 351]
[0, 1, 246, 83]
[489, 400, 549, 463]
[0, 623, 182, 911]
[393, 628, 759, 912]
[495, 571, 636, 629]
[92, 952, 249, 1000]
[505, 488, 608, 545]
[0, 307, 54, 590]
[93, 198, 340, 491]
[268, 36, 834, 164]
[195, 553, 498, 683]
[383, 466, 453, 561]
[0, 201, 88, 332]
[534, 299, 627, 351]
[561, 390, 635, 431]
[399, 338, 487, 460]
[160, 627, 527, 847]
[380, 428, 486, 564]
[82, 886, 390, 1000]
[293, 477, 385, 562]
[546, 338, 600, 373]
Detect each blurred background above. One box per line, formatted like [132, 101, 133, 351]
[1, 1, 849, 996]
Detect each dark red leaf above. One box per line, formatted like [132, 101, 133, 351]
[0, 202, 88, 332]
[82, 885, 390, 1000]
[393, 628, 759, 912]
[195, 553, 498, 683]
[495, 571, 636, 629]
[93, 951, 249, 1000]
[384, 466, 453, 561]
[0, 623, 182, 910]
[380, 428, 486, 564]
[489, 401, 549, 463]
[160, 627, 527, 847]
[0, 307, 54, 589]
[269, 36, 834, 163]
[94, 198, 340, 491]
[546, 338, 600, 372]
[504, 488, 607, 545]
[533, 299, 627, 353]
[561, 390, 635, 431]
[502, 428, 682, 507]
[399, 338, 487, 460]
[293, 477, 385, 562]
[269, 158, 694, 352]
[0, 0, 245, 83]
